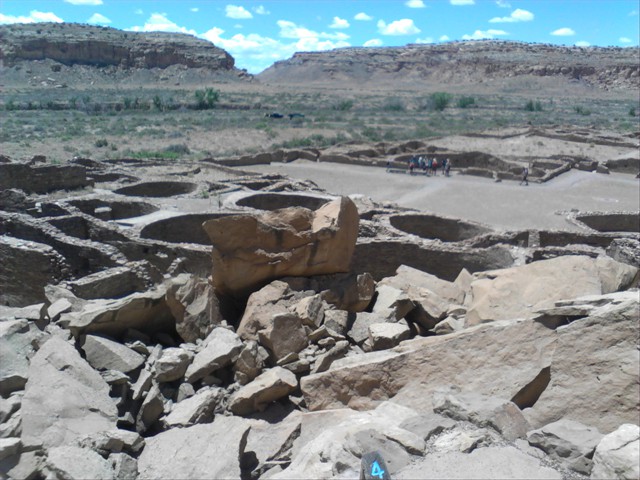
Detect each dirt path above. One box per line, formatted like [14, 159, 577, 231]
[249, 160, 640, 231]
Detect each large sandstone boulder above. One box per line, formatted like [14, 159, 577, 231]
[590, 424, 640, 480]
[137, 416, 251, 479]
[21, 336, 118, 449]
[203, 196, 359, 296]
[229, 367, 298, 415]
[301, 318, 555, 412]
[0, 320, 44, 397]
[525, 291, 639, 433]
[466, 255, 637, 325]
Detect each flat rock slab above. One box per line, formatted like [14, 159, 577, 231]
[301, 318, 555, 413]
[185, 327, 243, 383]
[229, 367, 298, 416]
[591, 423, 640, 480]
[21, 336, 117, 449]
[137, 416, 251, 479]
[82, 334, 145, 373]
[45, 446, 115, 480]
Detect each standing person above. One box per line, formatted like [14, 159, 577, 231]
[445, 158, 451, 177]
[441, 158, 447, 176]
[519, 165, 529, 186]
[426, 157, 433, 177]
[433, 158, 439, 176]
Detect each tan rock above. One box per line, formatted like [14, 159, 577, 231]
[466, 255, 638, 325]
[203, 196, 359, 297]
[229, 367, 298, 415]
[301, 318, 556, 413]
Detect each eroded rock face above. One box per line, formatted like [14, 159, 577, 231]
[21, 336, 118, 449]
[204, 196, 359, 297]
[591, 424, 640, 480]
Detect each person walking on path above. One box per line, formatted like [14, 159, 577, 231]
[519, 166, 529, 186]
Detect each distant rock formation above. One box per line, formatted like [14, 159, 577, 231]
[258, 40, 640, 91]
[0, 22, 238, 72]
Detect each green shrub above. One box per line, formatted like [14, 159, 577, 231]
[194, 88, 220, 110]
[164, 144, 191, 155]
[574, 106, 591, 115]
[430, 92, 452, 111]
[152, 95, 164, 111]
[457, 96, 476, 108]
[94, 138, 108, 148]
[333, 100, 354, 111]
[630, 107, 637, 117]
[524, 100, 543, 112]
[383, 98, 404, 112]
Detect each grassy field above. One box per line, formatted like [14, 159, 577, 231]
[1, 83, 638, 162]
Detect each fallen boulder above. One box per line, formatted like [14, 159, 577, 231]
[203, 196, 359, 297]
[229, 367, 298, 416]
[591, 423, 639, 480]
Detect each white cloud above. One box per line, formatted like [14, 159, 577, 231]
[134, 9, 143, 15]
[355, 12, 373, 21]
[415, 37, 434, 43]
[619, 37, 632, 43]
[65, 0, 102, 5]
[439, 35, 450, 41]
[406, 0, 426, 8]
[496, 0, 511, 7]
[0, 10, 63, 24]
[377, 19, 421, 36]
[88, 13, 111, 24]
[575, 41, 590, 47]
[253, 6, 270, 15]
[462, 29, 507, 40]
[190, 8, 199, 13]
[330, 17, 350, 29]
[364, 38, 383, 47]
[225, 5, 252, 19]
[450, 0, 475, 5]
[551, 27, 575, 36]
[490, 8, 534, 23]
[128, 13, 197, 35]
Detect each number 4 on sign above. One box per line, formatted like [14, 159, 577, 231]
[360, 451, 390, 480]
[371, 461, 385, 479]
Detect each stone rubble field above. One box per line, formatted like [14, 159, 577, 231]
[0, 137, 639, 480]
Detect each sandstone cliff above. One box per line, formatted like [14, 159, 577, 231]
[0, 22, 237, 72]
[258, 40, 640, 91]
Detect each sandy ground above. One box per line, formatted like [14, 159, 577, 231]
[249, 160, 640, 232]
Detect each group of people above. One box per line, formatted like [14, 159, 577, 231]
[405, 156, 451, 177]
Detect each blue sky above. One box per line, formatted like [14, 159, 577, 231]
[1, 1, 638, 74]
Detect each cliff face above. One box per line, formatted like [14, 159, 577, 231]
[0, 22, 236, 71]
[258, 41, 640, 91]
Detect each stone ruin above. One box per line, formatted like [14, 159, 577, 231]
[0, 146, 638, 479]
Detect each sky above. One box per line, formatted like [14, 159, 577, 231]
[1, 1, 639, 74]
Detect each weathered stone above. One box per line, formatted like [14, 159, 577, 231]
[45, 446, 115, 480]
[380, 265, 465, 304]
[136, 384, 164, 434]
[67, 266, 146, 301]
[591, 424, 639, 480]
[137, 417, 250, 479]
[0, 320, 44, 397]
[432, 315, 466, 335]
[258, 313, 308, 361]
[399, 412, 457, 441]
[317, 272, 375, 312]
[0, 394, 21, 424]
[347, 311, 390, 345]
[312, 340, 350, 374]
[131, 368, 152, 402]
[433, 391, 530, 441]
[234, 340, 269, 385]
[48, 298, 73, 322]
[165, 273, 223, 343]
[82, 335, 145, 373]
[292, 294, 325, 328]
[527, 419, 603, 475]
[368, 322, 411, 350]
[0, 437, 20, 461]
[2, 450, 43, 480]
[229, 367, 298, 415]
[526, 293, 639, 432]
[301, 318, 555, 413]
[323, 309, 351, 337]
[21, 336, 117, 449]
[74, 429, 145, 457]
[65, 287, 175, 339]
[236, 281, 295, 341]
[153, 347, 193, 383]
[110, 452, 138, 480]
[372, 284, 415, 320]
[184, 327, 243, 383]
[163, 387, 220, 427]
[466, 255, 637, 325]
[395, 445, 562, 479]
[204, 196, 359, 297]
